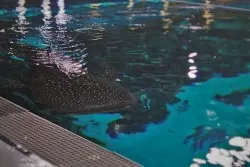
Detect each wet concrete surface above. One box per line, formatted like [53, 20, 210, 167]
[0, 140, 54, 167]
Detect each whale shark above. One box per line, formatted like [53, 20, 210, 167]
[0, 44, 137, 114]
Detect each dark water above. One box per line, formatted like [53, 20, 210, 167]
[1, 0, 250, 167]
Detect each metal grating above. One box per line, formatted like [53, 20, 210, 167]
[0, 96, 142, 167]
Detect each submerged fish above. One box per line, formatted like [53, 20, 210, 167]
[30, 64, 136, 114]
[0, 63, 137, 114]
[0, 42, 137, 114]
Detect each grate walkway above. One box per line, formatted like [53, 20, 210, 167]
[0, 96, 142, 167]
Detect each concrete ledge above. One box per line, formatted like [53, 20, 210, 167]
[0, 96, 142, 167]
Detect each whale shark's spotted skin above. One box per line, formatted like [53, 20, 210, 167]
[24, 64, 137, 114]
[0, 64, 136, 114]
[0, 43, 136, 114]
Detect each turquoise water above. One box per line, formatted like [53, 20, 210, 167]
[0, 0, 250, 166]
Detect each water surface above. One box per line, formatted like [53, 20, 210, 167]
[0, 0, 250, 167]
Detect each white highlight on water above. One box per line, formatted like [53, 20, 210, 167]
[187, 53, 198, 79]
[190, 163, 200, 167]
[15, 0, 28, 34]
[188, 59, 195, 63]
[36, 50, 87, 77]
[41, 0, 52, 21]
[188, 52, 198, 58]
[193, 158, 207, 164]
[191, 136, 250, 167]
[189, 66, 197, 70]
[188, 70, 197, 79]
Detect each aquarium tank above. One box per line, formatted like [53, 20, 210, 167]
[0, 0, 250, 166]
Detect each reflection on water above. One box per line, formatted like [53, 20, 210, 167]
[90, 8, 101, 17]
[160, 0, 172, 34]
[89, 3, 101, 9]
[1, 1, 250, 167]
[56, 0, 72, 25]
[203, 0, 214, 29]
[41, 0, 52, 22]
[188, 52, 198, 79]
[37, 0, 88, 77]
[89, 5, 105, 41]
[41, 0, 52, 43]
[15, 0, 28, 34]
[127, 0, 134, 9]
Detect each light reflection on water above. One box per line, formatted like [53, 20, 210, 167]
[203, 0, 214, 29]
[188, 52, 198, 79]
[127, 0, 135, 9]
[160, 0, 171, 33]
[41, 0, 53, 43]
[15, 0, 29, 34]
[34, 0, 88, 77]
